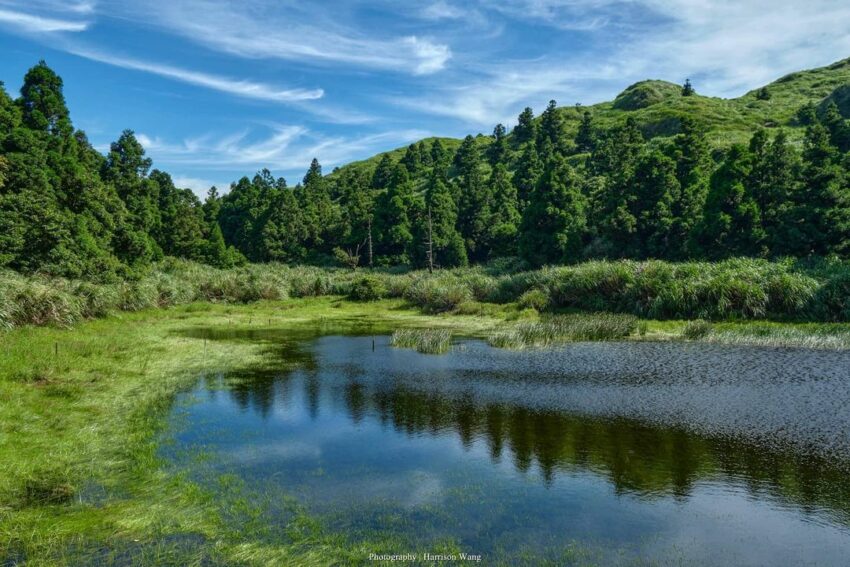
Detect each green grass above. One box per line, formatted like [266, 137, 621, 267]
[0, 298, 507, 565]
[391, 328, 453, 354]
[3, 295, 850, 564]
[488, 313, 639, 349]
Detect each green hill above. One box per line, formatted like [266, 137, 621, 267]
[334, 56, 850, 175]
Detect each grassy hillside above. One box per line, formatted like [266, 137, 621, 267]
[333, 56, 850, 176]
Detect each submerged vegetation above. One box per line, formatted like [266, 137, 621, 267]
[391, 328, 453, 354]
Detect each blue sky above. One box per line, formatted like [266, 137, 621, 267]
[1, 0, 850, 196]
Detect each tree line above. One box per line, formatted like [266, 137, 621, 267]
[1, 62, 849, 280]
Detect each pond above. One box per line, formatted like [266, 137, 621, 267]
[165, 330, 850, 565]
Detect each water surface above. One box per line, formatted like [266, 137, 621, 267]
[165, 332, 850, 565]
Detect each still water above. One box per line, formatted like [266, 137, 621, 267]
[165, 331, 850, 565]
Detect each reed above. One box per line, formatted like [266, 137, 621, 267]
[391, 328, 453, 354]
[488, 313, 638, 349]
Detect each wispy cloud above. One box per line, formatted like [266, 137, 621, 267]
[68, 47, 324, 103]
[419, 1, 467, 21]
[136, 124, 430, 179]
[120, 0, 451, 75]
[398, 0, 850, 127]
[0, 8, 89, 32]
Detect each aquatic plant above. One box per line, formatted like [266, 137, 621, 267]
[391, 328, 453, 354]
[488, 313, 638, 349]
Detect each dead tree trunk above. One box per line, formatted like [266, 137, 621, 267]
[425, 206, 434, 274]
[367, 217, 373, 267]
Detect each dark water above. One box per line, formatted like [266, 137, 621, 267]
[165, 332, 850, 565]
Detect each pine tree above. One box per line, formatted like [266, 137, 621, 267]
[401, 143, 423, 174]
[796, 124, 848, 255]
[261, 187, 309, 262]
[589, 117, 644, 255]
[519, 155, 587, 266]
[424, 170, 467, 267]
[671, 117, 710, 256]
[512, 107, 536, 148]
[631, 150, 679, 258]
[371, 153, 395, 190]
[18, 61, 72, 137]
[453, 135, 492, 261]
[488, 164, 521, 257]
[430, 138, 450, 172]
[102, 129, 160, 261]
[488, 123, 509, 166]
[682, 78, 695, 97]
[374, 165, 421, 263]
[747, 130, 799, 254]
[300, 158, 339, 253]
[575, 110, 595, 153]
[538, 100, 566, 154]
[694, 144, 765, 258]
[822, 101, 850, 152]
[513, 142, 543, 208]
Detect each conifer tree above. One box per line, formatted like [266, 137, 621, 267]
[538, 100, 566, 154]
[488, 123, 509, 166]
[423, 169, 467, 267]
[488, 164, 521, 257]
[371, 153, 395, 190]
[453, 135, 491, 260]
[513, 141, 542, 208]
[575, 110, 595, 153]
[694, 145, 764, 257]
[631, 150, 679, 258]
[682, 79, 694, 97]
[374, 165, 421, 263]
[671, 117, 710, 256]
[519, 155, 587, 266]
[512, 107, 536, 147]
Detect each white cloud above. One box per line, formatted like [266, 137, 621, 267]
[398, 0, 850, 126]
[68, 47, 324, 103]
[0, 8, 89, 32]
[420, 1, 467, 20]
[172, 176, 227, 196]
[123, 0, 452, 75]
[136, 124, 430, 179]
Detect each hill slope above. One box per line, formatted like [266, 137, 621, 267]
[335, 56, 850, 176]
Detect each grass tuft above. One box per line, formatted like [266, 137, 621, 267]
[489, 313, 638, 349]
[391, 328, 453, 354]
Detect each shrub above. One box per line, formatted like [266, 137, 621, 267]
[349, 276, 387, 301]
[682, 319, 713, 340]
[10, 280, 83, 328]
[74, 282, 120, 318]
[404, 277, 472, 313]
[518, 288, 550, 311]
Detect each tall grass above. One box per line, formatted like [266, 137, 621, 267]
[391, 328, 453, 354]
[2, 256, 850, 331]
[489, 313, 638, 349]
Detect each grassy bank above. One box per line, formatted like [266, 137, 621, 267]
[2, 257, 850, 336]
[0, 298, 514, 566]
[3, 294, 850, 564]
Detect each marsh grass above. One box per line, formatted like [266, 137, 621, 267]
[1, 299, 502, 565]
[489, 313, 638, 349]
[682, 319, 714, 340]
[2, 257, 850, 334]
[705, 324, 850, 350]
[391, 328, 453, 354]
